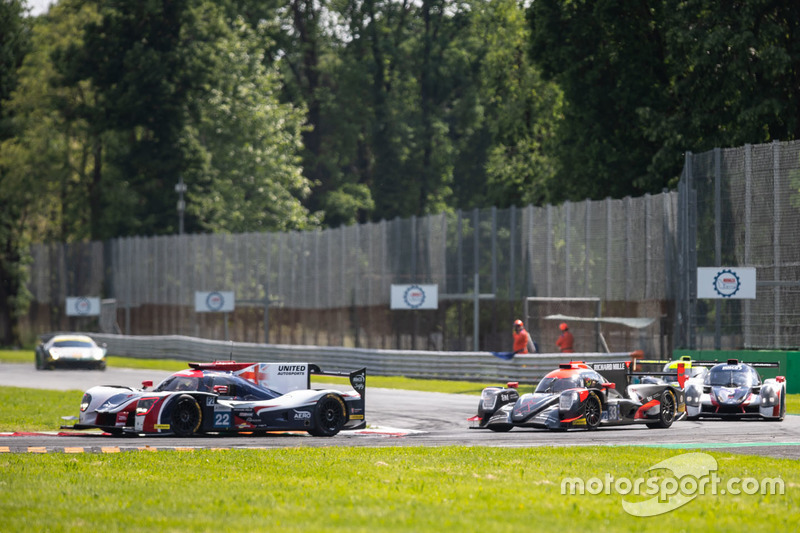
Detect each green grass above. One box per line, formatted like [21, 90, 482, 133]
[0, 387, 82, 431]
[0, 447, 797, 532]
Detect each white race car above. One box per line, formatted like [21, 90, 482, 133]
[684, 359, 786, 421]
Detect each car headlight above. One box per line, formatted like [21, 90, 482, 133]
[560, 391, 579, 410]
[49, 349, 60, 360]
[93, 349, 104, 360]
[80, 393, 92, 412]
[481, 392, 496, 411]
[136, 398, 159, 416]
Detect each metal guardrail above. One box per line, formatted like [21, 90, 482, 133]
[92, 333, 636, 385]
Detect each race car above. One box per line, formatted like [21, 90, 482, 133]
[469, 360, 685, 431]
[62, 361, 366, 437]
[684, 359, 786, 421]
[35, 333, 107, 370]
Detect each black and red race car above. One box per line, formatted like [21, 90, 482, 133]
[469, 360, 686, 431]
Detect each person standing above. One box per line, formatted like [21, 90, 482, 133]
[513, 319, 536, 354]
[556, 322, 574, 353]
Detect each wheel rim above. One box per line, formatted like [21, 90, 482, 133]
[319, 398, 345, 432]
[662, 392, 675, 423]
[586, 397, 600, 427]
[174, 400, 200, 434]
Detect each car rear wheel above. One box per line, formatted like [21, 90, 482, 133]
[307, 394, 347, 437]
[584, 393, 601, 430]
[647, 389, 676, 429]
[171, 395, 202, 437]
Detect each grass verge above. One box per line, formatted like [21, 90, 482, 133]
[0, 446, 797, 532]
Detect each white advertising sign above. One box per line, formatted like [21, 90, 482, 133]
[195, 291, 236, 312]
[390, 284, 438, 310]
[697, 267, 756, 299]
[244, 363, 310, 394]
[65, 297, 101, 316]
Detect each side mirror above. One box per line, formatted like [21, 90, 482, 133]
[142, 380, 153, 389]
[213, 385, 230, 395]
[506, 382, 519, 389]
[601, 382, 616, 389]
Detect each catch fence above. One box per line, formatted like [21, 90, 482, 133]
[21, 139, 800, 353]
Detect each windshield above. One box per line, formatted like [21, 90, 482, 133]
[53, 340, 94, 348]
[535, 376, 582, 394]
[706, 366, 758, 388]
[155, 373, 281, 401]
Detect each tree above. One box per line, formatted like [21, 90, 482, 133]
[641, 0, 800, 179]
[183, 6, 315, 232]
[529, 0, 672, 201]
[0, 0, 31, 345]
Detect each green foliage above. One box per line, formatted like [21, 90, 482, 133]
[183, 7, 316, 232]
[0, 0, 32, 346]
[0, 447, 798, 531]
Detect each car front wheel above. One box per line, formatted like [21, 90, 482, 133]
[171, 395, 202, 437]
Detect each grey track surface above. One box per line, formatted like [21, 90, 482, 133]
[2, 362, 799, 458]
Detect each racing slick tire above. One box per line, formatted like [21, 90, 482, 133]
[308, 394, 347, 437]
[647, 389, 677, 429]
[768, 391, 786, 422]
[780, 392, 786, 421]
[171, 395, 203, 437]
[584, 393, 602, 431]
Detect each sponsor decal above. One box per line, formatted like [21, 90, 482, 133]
[572, 418, 586, 426]
[293, 410, 312, 420]
[278, 364, 307, 376]
[593, 362, 627, 371]
[205, 397, 216, 406]
[351, 374, 365, 391]
[154, 424, 170, 430]
[350, 415, 364, 420]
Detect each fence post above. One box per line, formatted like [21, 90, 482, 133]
[744, 144, 752, 347]
[773, 140, 781, 347]
[714, 147, 722, 350]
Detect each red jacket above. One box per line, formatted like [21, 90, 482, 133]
[556, 331, 574, 353]
[513, 329, 530, 354]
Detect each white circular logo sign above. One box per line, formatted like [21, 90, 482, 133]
[713, 269, 741, 298]
[74, 297, 91, 315]
[206, 291, 225, 311]
[403, 285, 426, 309]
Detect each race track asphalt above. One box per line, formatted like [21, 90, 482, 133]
[2, 362, 799, 457]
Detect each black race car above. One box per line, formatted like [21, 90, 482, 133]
[469, 360, 685, 431]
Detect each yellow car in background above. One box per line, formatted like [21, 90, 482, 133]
[34, 333, 107, 370]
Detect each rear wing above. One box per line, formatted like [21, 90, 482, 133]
[189, 361, 366, 398]
[686, 359, 780, 370]
[591, 360, 690, 389]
